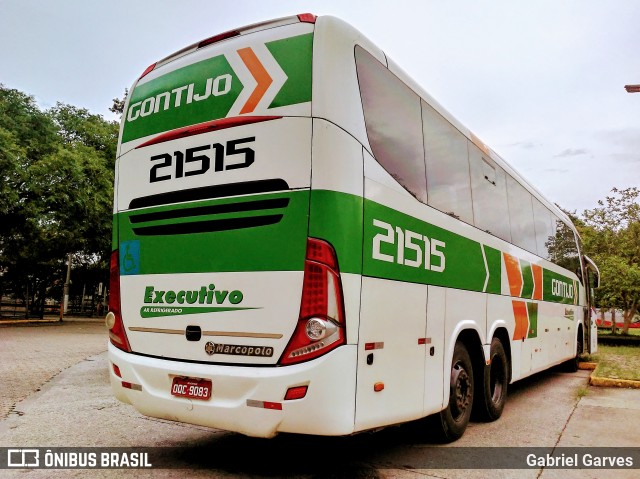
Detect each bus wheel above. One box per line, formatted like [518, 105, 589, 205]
[564, 327, 583, 372]
[432, 342, 474, 442]
[475, 337, 508, 421]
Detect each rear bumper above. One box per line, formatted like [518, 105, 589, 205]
[108, 343, 357, 437]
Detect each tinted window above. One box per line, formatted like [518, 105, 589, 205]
[506, 175, 537, 253]
[532, 198, 554, 259]
[355, 46, 427, 202]
[548, 216, 582, 276]
[422, 100, 474, 224]
[468, 144, 511, 241]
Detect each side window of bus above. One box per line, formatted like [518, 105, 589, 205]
[532, 198, 554, 259]
[468, 143, 511, 242]
[506, 175, 537, 254]
[355, 46, 427, 202]
[422, 101, 474, 225]
[548, 216, 582, 278]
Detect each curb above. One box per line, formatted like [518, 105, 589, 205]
[0, 317, 104, 326]
[578, 362, 597, 371]
[0, 318, 62, 325]
[579, 361, 640, 388]
[590, 375, 640, 389]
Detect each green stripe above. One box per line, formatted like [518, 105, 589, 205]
[266, 33, 313, 108]
[483, 245, 502, 294]
[309, 190, 363, 274]
[527, 302, 538, 338]
[121, 32, 314, 144]
[520, 260, 534, 299]
[116, 191, 309, 275]
[122, 54, 242, 143]
[362, 200, 487, 291]
[543, 269, 577, 304]
[114, 188, 580, 306]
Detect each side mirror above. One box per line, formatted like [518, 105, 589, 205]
[582, 255, 600, 289]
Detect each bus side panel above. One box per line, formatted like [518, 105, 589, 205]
[355, 277, 427, 431]
[424, 285, 446, 415]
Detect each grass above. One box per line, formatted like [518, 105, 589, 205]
[583, 345, 640, 381]
[576, 386, 589, 398]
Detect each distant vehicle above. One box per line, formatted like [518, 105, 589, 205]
[596, 310, 640, 328]
[106, 13, 600, 441]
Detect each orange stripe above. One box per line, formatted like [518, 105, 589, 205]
[532, 264, 543, 301]
[237, 47, 273, 114]
[503, 253, 523, 297]
[512, 300, 529, 341]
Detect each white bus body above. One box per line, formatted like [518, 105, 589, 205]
[108, 14, 599, 440]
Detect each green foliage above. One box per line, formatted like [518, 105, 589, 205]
[581, 187, 640, 334]
[110, 88, 128, 117]
[0, 84, 117, 317]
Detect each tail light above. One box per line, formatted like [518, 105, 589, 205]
[279, 238, 346, 365]
[106, 250, 131, 352]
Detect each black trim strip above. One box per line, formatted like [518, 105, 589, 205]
[132, 214, 283, 236]
[128, 179, 289, 210]
[128, 350, 281, 368]
[129, 198, 289, 224]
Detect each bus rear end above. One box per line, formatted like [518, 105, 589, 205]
[107, 14, 357, 437]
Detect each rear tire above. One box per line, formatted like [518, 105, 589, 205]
[431, 342, 474, 442]
[474, 337, 508, 421]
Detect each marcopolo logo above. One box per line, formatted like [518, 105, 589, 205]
[140, 283, 257, 318]
[204, 341, 273, 358]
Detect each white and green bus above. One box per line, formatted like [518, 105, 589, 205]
[107, 13, 600, 441]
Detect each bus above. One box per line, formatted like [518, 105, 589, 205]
[107, 13, 600, 441]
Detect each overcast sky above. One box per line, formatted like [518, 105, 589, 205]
[1, 0, 638, 213]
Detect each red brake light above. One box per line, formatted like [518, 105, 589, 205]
[297, 13, 317, 23]
[107, 250, 131, 352]
[135, 116, 281, 149]
[279, 238, 346, 365]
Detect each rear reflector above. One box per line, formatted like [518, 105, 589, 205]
[135, 116, 281, 149]
[364, 342, 384, 351]
[122, 382, 142, 391]
[247, 399, 283, 411]
[112, 363, 122, 378]
[284, 386, 308, 401]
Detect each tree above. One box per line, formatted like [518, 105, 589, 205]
[581, 187, 640, 334]
[0, 84, 117, 318]
[110, 88, 128, 117]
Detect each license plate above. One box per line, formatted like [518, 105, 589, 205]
[170, 377, 212, 400]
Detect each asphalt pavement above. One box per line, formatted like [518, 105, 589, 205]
[1, 319, 639, 478]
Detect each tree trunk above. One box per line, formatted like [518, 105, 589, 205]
[611, 308, 617, 335]
[622, 304, 638, 335]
